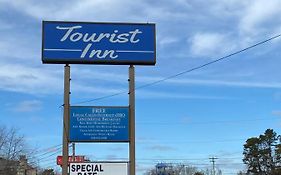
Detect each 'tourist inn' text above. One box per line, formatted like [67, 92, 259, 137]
[56, 26, 143, 59]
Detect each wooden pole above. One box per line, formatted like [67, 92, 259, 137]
[129, 65, 135, 175]
[62, 64, 70, 175]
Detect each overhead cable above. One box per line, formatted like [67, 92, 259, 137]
[73, 34, 281, 105]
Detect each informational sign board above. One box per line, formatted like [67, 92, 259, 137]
[69, 106, 129, 142]
[69, 162, 128, 175]
[42, 21, 156, 65]
[57, 156, 85, 166]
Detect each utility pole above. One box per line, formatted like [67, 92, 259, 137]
[209, 157, 218, 175]
[72, 142, 75, 159]
[129, 65, 135, 175]
[62, 64, 70, 175]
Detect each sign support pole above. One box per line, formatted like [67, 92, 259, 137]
[62, 64, 70, 175]
[72, 142, 75, 159]
[129, 65, 135, 175]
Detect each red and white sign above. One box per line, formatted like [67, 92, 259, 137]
[57, 156, 85, 165]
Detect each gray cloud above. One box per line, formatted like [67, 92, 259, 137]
[145, 145, 177, 151]
[13, 100, 42, 112]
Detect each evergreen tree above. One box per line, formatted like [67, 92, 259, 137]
[243, 129, 281, 175]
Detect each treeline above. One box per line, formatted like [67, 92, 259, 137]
[0, 125, 58, 175]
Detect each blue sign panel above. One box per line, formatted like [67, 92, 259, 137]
[69, 106, 129, 142]
[42, 21, 156, 65]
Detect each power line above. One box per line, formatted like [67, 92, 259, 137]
[28, 144, 71, 166]
[34, 144, 62, 158]
[137, 158, 240, 161]
[37, 144, 72, 162]
[72, 90, 128, 105]
[72, 33, 281, 105]
[38, 149, 61, 162]
[84, 156, 243, 161]
[39, 159, 57, 166]
[137, 138, 246, 144]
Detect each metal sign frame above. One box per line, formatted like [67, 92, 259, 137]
[41, 20, 156, 175]
[42, 21, 156, 65]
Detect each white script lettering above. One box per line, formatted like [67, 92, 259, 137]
[56, 26, 82, 41]
[56, 25, 142, 44]
[81, 43, 118, 59]
[56, 25, 143, 60]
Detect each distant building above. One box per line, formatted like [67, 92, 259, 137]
[156, 163, 174, 175]
[0, 155, 36, 175]
[0, 157, 18, 175]
[17, 155, 37, 175]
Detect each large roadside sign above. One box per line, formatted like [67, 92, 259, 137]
[42, 21, 156, 65]
[69, 106, 129, 142]
[69, 162, 128, 175]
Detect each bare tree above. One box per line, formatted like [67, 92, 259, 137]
[0, 125, 35, 174]
[144, 164, 205, 175]
[0, 126, 28, 160]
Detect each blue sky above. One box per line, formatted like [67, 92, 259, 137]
[1, 0, 281, 174]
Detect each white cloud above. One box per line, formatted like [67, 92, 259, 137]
[0, 63, 62, 94]
[109, 147, 126, 151]
[14, 100, 42, 112]
[0, 20, 13, 30]
[72, 83, 126, 95]
[239, 0, 281, 36]
[0, 38, 38, 61]
[0, 0, 280, 99]
[209, 0, 247, 17]
[105, 154, 119, 160]
[26, 134, 61, 142]
[165, 78, 281, 89]
[272, 110, 281, 117]
[71, 67, 127, 83]
[0, 0, 192, 23]
[136, 89, 231, 100]
[0, 0, 145, 21]
[190, 32, 235, 57]
[186, 0, 281, 57]
[137, 72, 281, 89]
[0, 61, 279, 99]
[0, 63, 129, 96]
[0, 0, 52, 19]
[145, 145, 176, 151]
[158, 36, 179, 47]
